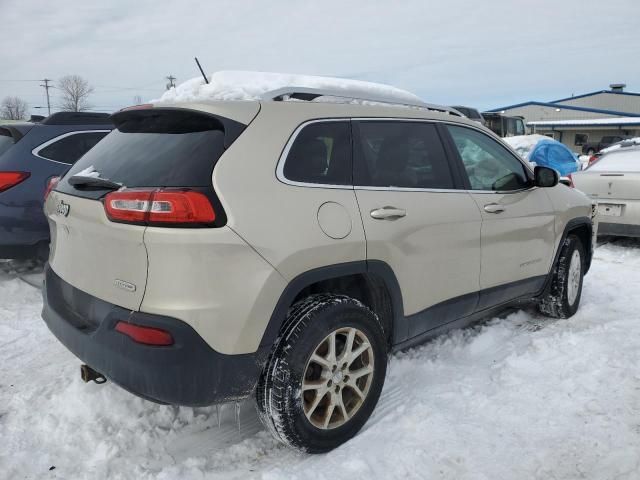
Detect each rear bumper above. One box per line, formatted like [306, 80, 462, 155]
[598, 222, 640, 238]
[41, 265, 267, 406]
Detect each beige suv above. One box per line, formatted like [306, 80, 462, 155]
[42, 88, 596, 453]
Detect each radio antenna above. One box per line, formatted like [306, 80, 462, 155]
[194, 57, 209, 84]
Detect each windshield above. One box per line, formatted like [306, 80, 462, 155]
[589, 150, 639, 172]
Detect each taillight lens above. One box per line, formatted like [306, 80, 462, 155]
[105, 189, 153, 223]
[115, 321, 174, 346]
[0, 171, 30, 193]
[104, 188, 215, 226]
[588, 155, 599, 167]
[44, 176, 60, 200]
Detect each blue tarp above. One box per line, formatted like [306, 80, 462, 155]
[528, 139, 580, 176]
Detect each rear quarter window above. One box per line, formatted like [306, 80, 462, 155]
[282, 121, 352, 186]
[36, 131, 109, 164]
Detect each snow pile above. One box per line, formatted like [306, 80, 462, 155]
[152, 70, 424, 105]
[2, 241, 640, 479]
[503, 134, 550, 159]
[600, 137, 640, 154]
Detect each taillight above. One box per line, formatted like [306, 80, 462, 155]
[0, 171, 30, 193]
[588, 155, 599, 167]
[44, 176, 60, 200]
[105, 189, 153, 223]
[104, 188, 215, 226]
[115, 321, 174, 346]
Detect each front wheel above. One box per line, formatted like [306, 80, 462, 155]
[538, 234, 585, 318]
[256, 294, 388, 453]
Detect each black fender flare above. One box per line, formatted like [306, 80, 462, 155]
[259, 260, 405, 349]
[538, 216, 593, 297]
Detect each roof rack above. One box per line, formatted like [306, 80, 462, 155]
[262, 87, 462, 116]
[40, 112, 113, 126]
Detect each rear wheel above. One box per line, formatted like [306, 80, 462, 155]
[538, 234, 585, 318]
[256, 294, 387, 453]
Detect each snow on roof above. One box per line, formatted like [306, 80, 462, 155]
[502, 134, 551, 159]
[528, 117, 640, 127]
[152, 70, 424, 105]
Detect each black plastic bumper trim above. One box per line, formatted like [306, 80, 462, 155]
[41, 265, 267, 406]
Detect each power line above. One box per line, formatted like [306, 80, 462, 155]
[40, 79, 53, 116]
[166, 75, 176, 90]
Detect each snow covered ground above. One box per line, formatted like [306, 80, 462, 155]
[2, 239, 640, 479]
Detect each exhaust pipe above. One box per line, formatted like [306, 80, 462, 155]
[80, 364, 107, 384]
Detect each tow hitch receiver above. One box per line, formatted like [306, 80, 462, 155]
[80, 364, 107, 384]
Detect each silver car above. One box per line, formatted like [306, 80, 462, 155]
[572, 145, 640, 237]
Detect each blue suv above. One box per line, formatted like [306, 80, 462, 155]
[0, 112, 113, 259]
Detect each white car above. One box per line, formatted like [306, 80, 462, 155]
[572, 144, 640, 237]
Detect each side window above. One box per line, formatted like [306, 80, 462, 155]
[354, 121, 455, 189]
[37, 131, 109, 165]
[447, 125, 530, 191]
[283, 122, 351, 185]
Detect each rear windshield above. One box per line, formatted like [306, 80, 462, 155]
[0, 128, 15, 158]
[58, 109, 235, 197]
[589, 150, 639, 172]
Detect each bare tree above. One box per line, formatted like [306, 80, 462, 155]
[132, 95, 143, 105]
[0, 96, 29, 120]
[58, 75, 94, 111]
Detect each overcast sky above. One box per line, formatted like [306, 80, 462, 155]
[2, 0, 639, 116]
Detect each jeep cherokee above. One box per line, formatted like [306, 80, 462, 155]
[42, 90, 596, 452]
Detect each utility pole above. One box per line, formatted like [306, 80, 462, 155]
[166, 75, 176, 90]
[40, 78, 52, 115]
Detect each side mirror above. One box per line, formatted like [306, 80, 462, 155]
[534, 166, 559, 188]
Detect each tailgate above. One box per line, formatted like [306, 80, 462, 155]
[573, 172, 640, 201]
[45, 190, 148, 310]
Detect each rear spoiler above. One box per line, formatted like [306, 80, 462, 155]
[0, 125, 32, 143]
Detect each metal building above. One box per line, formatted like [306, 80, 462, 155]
[485, 84, 640, 152]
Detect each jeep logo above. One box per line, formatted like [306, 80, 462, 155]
[56, 201, 70, 217]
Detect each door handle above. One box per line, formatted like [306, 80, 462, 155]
[484, 203, 505, 214]
[370, 206, 406, 220]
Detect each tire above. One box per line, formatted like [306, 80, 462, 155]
[256, 294, 388, 453]
[538, 234, 585, 318]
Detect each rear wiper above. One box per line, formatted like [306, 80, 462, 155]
[68, 175, 123, 191]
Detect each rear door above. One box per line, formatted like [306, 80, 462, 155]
[46, 107, 253, 310]
[353, 120, 482, 340]
[443, 124, 556, 309]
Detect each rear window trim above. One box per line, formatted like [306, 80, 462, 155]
[276, 117, 484, 193]
[276, 118, 353, 190]
[32, 130, 111, 165]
